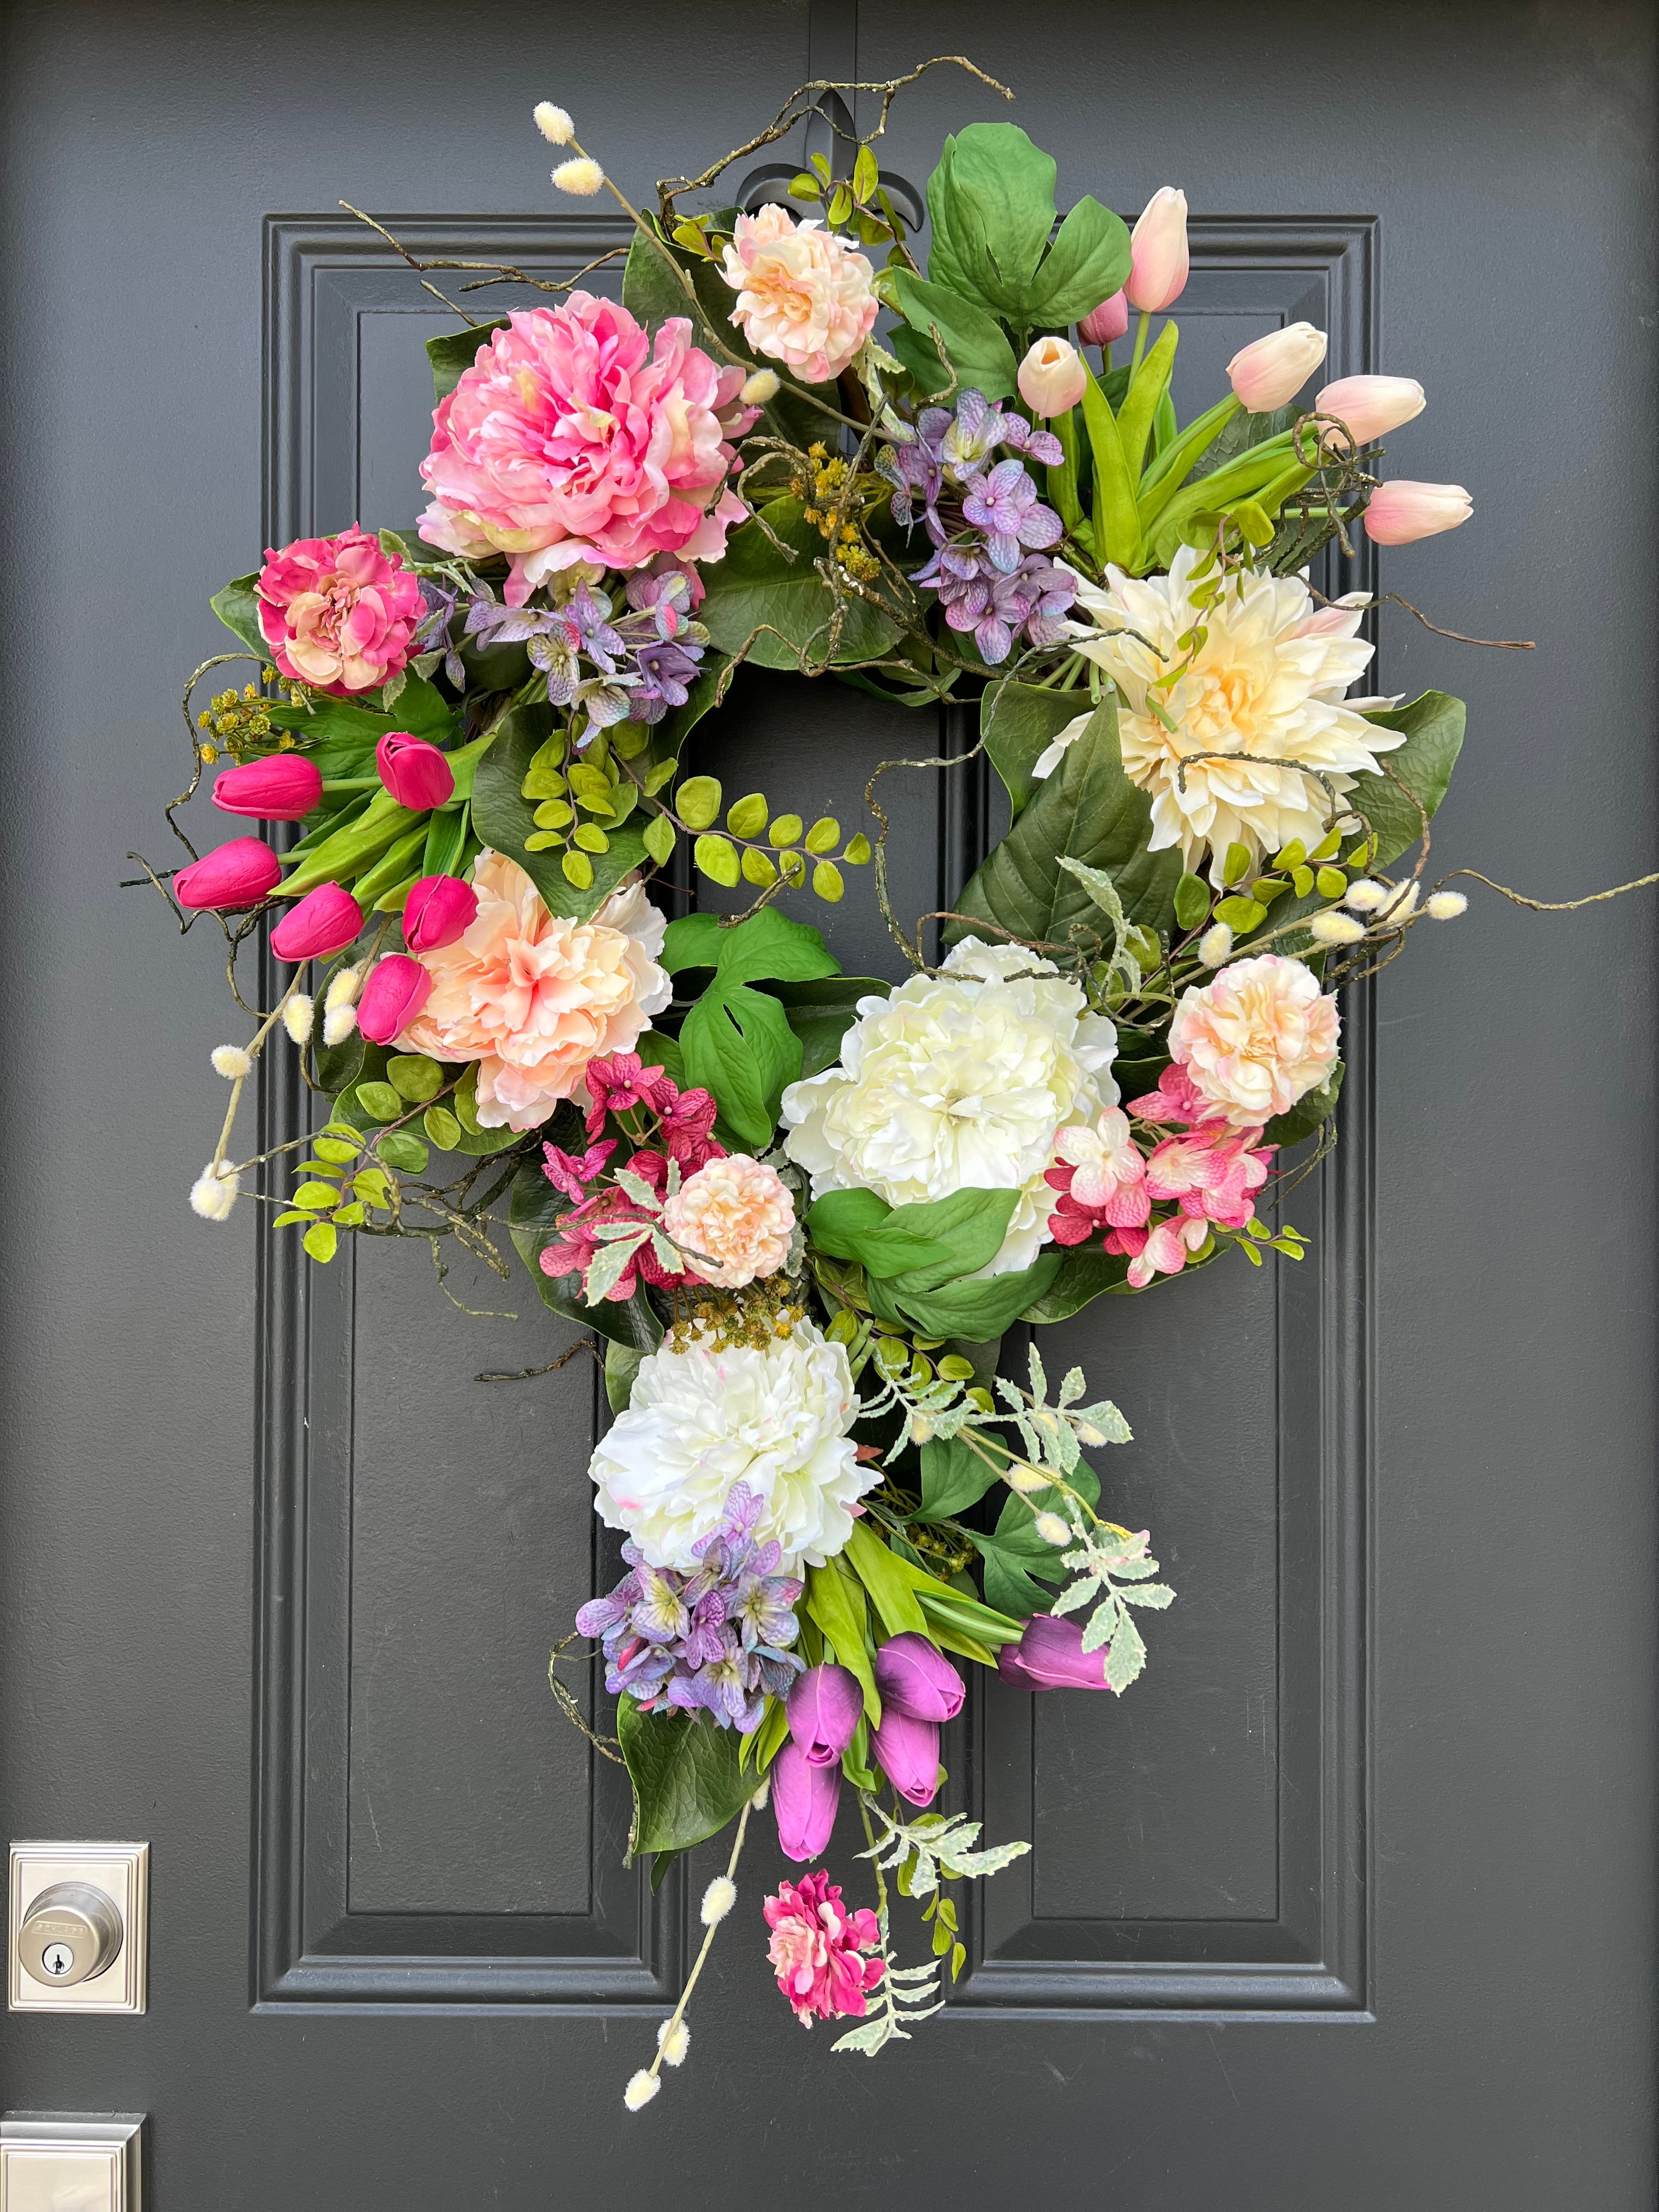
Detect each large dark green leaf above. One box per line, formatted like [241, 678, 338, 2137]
[1017, 1246, 1130, 1324]
[1351, 692, 1467, 868]
[471, 708, 646, 921]
[914, 1434, 1002, 1523]
[680, 981, 802, 1153]
[507, 1154, 663, 1351]
[618, 1697, 755, 1860]
[426, 319, 509, 403]
[210, 572, 270, 659]
[933, 124, 1058, 317]
[662, 906, 838, 986]
[697, 500, 902, 671]
[866, 1253, 1062, 1340]
[948, 696, 1183, 952]
[980, 681, 1092, 820]
[805, 1188, 1020, 1290]
[1025, 196, 1133, 326]
[889, 272, 1018, 400]
[1262, 1062, 1344, 1149]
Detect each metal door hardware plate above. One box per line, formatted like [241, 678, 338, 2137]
[1, 2117, 143, 2212]
[8, 1846, 148, 2015]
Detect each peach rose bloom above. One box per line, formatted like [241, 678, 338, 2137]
[1168, 953, 1339, 1129]
[400, 853, 670, 1131]
[720, 205, 878, 385]
[661, 1155, 795, 1288]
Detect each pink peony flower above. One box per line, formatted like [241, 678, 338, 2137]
[763, 1870, 885, 2027]
[417, 297, 756, 606]
[256, 528, 424, 696]
[720, 205, 878, 385]
[661, 1154, 795, 1287]
[1167, 955, 1340, 1130]
[398, 852, 672, 1130]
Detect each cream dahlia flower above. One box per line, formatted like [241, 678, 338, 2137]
[588, 1319, 870, 1572]
[1065, 548, 1402, 881]
[401, 853, 670, 1131]
[720, 205, 878, 385]
[661, 1154, 795, 1288]
[1169, 953, 1340, 1128]
[781, 939, 1119, 1276]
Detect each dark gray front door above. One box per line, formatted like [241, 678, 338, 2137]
[3, 3, 1654, 2203]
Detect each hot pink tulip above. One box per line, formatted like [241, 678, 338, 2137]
[402, 874, 478, 953]
[211, 754, 324, 822]
[1017, 335, 1087, 419]
[1226, 323, 1328, 413]
[997, 1612, 1109, 1691]
[1313, 374, 1425, 447]
[772, 1740, 842, 1860]
[1126, 187, 1189, 313]
[269, 882, 364, 962]
[785, 1664, 864, 1768]
[1363, 479, 1473, 545]
[376, 732, 454, 810]
[873, 1634, 964, 1723]
[357, 954, 432, 1045]
[173, 837, 282, 911]
[1077, 290, 1129, 348]
[868, 1709, 940, 1807]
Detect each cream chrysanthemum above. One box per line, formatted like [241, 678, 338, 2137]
[1064, 549, 1402, 881]
[781, 939, 1118, 1276]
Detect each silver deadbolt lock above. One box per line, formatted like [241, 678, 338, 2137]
[8, 1844, 148, 2013]
[16, 1882, 124, 1988]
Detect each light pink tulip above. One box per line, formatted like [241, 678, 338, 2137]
[1077, 290, 1129, 348]
[1016, 335, 1087, 418]
[1363, 480, 1473, 545]
[1313, 374, 1425, 447]
[1125, 188, 1189, 313]
[1226, 322, 1328, 413]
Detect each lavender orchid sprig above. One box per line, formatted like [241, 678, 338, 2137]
[464, 569, 708, 746]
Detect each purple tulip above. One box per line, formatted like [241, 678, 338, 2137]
[996, 1612, 1109, 1692]
[269, 882, 364, 962]
[772, 1740, 842, 1861]
[786, 1664, 863, 1768]
[211, 754, 324, 821]
[869, 1709, 940, 1808]
[403, 874, 478, 953]
[357, 953, 432, 1045]
[376, 731, 454, 810]
[173, 836, 282, 911]
[873, 1634, 964, 1724]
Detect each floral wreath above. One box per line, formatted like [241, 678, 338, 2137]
[140, 58, 1657, 2101]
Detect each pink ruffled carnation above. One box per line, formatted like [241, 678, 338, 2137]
[1168, 955, 1339, 1130]
[763, 1870, 884, 2027]
[720, 205, 878, 384]
[661, 1154, 795, 1287]
[418, 297, 757, 606]
[256, 527, 424, 696]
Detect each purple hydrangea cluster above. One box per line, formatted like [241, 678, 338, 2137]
[574, 1483, 804, 1731]
[464, 567, 707, 747]
[878, 389, 1079, 664]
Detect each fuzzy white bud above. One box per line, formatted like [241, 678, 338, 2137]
[1309, 909, 1367, 945]
[533, 101, 574, 144]
[1005, 1463, 1049, 1494]
[282, 993, 314, 1043]
[1378, 881, 1420, 922]
[1033, 1511, 1071, 1547]
[700, 1875, 736, 1927]
[623, 2069, 661, 2112]
[748, 1778, 770, 1813]
[1197, 922, 1233, 967]
[211, 1045, 253, 1080]
[322, 1005, 358, 1047]
[324, 963, 365, 1011]
[551, 157, 604, 196]
[1343, 878, 1391, 913]
[656, 2019, 690, 2067]
[1425, 890, 1468, 920]
[740, 369, 780, 404]
[190, 1161, 240, 1221]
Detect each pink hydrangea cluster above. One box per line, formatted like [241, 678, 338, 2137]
[763, 1869, 885, 2028]
[418, 296, 757, 606]
[256, 527, 424, 695]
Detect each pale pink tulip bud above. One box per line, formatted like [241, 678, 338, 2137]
[1363, 479, 1473, 545]
[1016, 335, 1087, 418]
[357, 953, 432, 1045]
[1077, 290, 1129, 348]
[1226, 322, 1328, 413]
[1314, 374, 1425, 447]
[1125, 187, 1189, 313]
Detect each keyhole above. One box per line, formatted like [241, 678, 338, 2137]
[41, 1942, 75, 1977]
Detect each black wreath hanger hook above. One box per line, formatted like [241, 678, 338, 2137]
[735, 88, 924, 229]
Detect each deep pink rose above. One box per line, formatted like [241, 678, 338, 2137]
[256, 528, 424, 696]
[417, 296, 757, 606]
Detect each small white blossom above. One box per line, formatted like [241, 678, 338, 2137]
[700, 1876, 736, 1926]
[282, 993, 314, 1043]
[211, 1045, 252, 1080]
[1309, 909, 1366, 945]
[656, 2019, 690, 2067]
[190, 1161, 240, 1221]
[740, 369, 780, 404]
[324, 964, 365, 1011]
[1426, 890, 1468, 920]
[552, 157, 604, 196]
[1033, 1511, 1070, 1547]
[1343, 878, 1391, 912]
[533, 101, 574, 144]
[322, 1005, 358, 1047]
[623, 2070, 660, 2112]
[1197, 923, 1233, 967]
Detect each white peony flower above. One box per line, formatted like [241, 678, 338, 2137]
[1065, 546, 1405, 882]
[781, 938, 1118, 1276]
[588, 1318, 871, 1573]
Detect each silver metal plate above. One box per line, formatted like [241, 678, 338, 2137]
[7, 1847, 148, 2016]
[0, 2117, 143, 2212]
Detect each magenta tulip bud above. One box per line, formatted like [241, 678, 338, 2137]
[1077, 289, 1130, 348]
[211, 754, 324, 822]
[357, 953, 432, 1045]
[1313, 374, 1425, 448]
[1226, 322, 1328, 413]
[1126, 187, 1189, 314]
[873, 1633, 964, 1724]
[1363, 479, 1473, 546]
[403, 873, 479, 953]
[173, 836, 282, 911]
[269, 882, 364, 963]
[786, 1664, 864, 1768]
[772, 1740, 842, 1861]
[1016, 335, 1087, 419]
[996, 1612, 1109, 1692]
[868, 1709, 941, 1808]
[376, 731, 454, 810]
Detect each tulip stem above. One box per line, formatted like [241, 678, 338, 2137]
[857, 1792, 889, 1923]
[1129, 311, 1151, 378]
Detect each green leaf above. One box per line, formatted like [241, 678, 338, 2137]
[806, 1188, 1020, 1290]
[980, 682, 1091, 821]
[888, 271, 1019, 400]
[209, 572, 270, 659]
[618, 1698, 757, 1859]
[843, 1522, 929, 1640]
[696, 499, 902, 671]
[387, 1054, 444, 1103]
[804, 1562, 881, 1724]
[354, 1080, 402, 1123]
[1352, 692, 1467, 868]
[378, 1132, 429, 1174]
[1262, 1061, 1344, 1148]
[1024, 195, 1132, 326]
[1016, 1246, 1130, 1324]
[761, 973, 889, 1078]
[642, 812, 676, 867]
[422, 1105, 462, 1152]
[302, 1221, 338, 1264]
[726, 791, 768, 839]
[507, 1153, 665, 1351]
[676, 775, 723, 831]
[1174, 872, 1212, 932]
[425, 318, 509, 404]
[915, 1435, 1002, 1523]
[471, 707, 645, 920]
[867, 1254, 1062, 1341]
[679, 979, 800, 1153]
[605, 1339, 644, 1415]
[693, 833, 740, 887]
[931, 123, 1057, 316]
[662, 906, 838, 986]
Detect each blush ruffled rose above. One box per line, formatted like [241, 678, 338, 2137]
[256, 527, 424, 695]
[720, 205, 878, 385]
[418, 296, 756, 606]
[1168, 953, 1340, 1128]
[661, 1154, 795, 1288]
[399, 852, 671, 1130]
